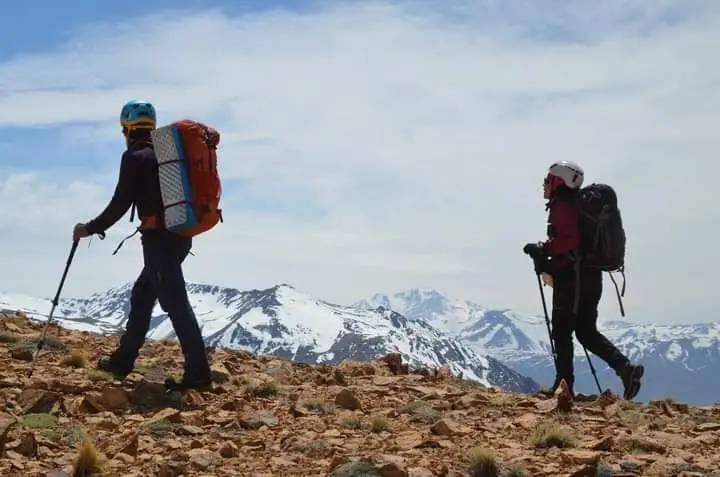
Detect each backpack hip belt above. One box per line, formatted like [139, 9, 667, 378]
[140, 215, 162, 231]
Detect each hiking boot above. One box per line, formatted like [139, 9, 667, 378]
[96, 356, 131, 380]
[618, 363, 644, 400]
[164, 375, 213, 392]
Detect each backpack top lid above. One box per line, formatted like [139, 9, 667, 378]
[580, 183, 618, 209]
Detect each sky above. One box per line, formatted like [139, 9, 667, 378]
[0, 0, 718, 325]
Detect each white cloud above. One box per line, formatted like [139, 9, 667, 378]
[0, 1, 718, 324]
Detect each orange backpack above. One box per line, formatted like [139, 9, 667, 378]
[150, 120, 223, 237]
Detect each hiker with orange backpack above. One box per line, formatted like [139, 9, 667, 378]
[523, 161, 644, 400]
[73, 100, 221, 391]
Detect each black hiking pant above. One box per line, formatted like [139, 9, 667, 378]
[551, 267, 629, 389]
[109, 231, 210, 380]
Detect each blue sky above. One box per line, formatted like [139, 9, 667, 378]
[1, 1, 719, 324]
[0, 1, 315, 59]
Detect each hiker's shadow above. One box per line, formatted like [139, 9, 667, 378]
[124, 366, 193, 413]
[126, 379, 185, 412]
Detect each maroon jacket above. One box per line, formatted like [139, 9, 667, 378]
[543, 189, 580, 262]
[86, 139, 163, 236]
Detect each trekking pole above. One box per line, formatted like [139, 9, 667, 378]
[582, 346, 603, 394]
[28, 240, 79, 378]
[535, 273, 558, 367]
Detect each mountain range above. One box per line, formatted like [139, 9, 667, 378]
[0, 284, 536, 394]
[3, 284, 717, 403]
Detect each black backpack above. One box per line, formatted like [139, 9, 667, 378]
[578, 183, 627, 315]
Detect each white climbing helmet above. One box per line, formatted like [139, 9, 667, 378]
[547, 161, 584, 189]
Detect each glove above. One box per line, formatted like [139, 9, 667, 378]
[73, 223, 90, 241]
[523, 242, 544, 259]
[533, 256, 549, 274]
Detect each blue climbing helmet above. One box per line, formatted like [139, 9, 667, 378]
[120, 100, 157, 129]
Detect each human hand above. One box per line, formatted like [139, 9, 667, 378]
[523, 242, 543, 259]
[73, 223, 90, 241]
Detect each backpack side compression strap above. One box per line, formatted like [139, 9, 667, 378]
[608, 269, 626, 317]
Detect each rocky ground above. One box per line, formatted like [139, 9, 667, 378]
[0, 311, 719, 477]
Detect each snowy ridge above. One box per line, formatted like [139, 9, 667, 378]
[0, 284, 537, 393]
[357, 289, 488, 335]
[0, 291, 121, 334]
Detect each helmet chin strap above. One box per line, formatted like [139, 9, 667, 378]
[122, 127, 130, 146]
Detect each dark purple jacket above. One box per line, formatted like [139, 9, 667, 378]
[86, 139, 163, 235]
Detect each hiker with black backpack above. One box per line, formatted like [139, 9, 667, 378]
[523, 161, 644, 400]
[72, 100, 214, 391]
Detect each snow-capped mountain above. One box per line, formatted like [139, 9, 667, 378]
[0, 284, 537, 393]
[356, 289, 489, 336]
[360, 290, 720, 404]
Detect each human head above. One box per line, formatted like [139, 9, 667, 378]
[120, 100, 156, 144]
[543, 161, 584, 199]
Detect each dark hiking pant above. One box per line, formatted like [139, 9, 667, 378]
[110, 231, 210, 380]
[551, 267, 629, 389]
